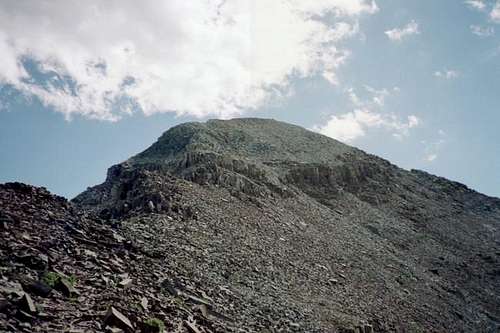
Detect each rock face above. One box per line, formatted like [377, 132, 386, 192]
[2, 118, 500, 332]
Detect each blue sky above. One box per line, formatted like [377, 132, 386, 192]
[0, 0, 499, 199]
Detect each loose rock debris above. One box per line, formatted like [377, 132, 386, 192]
[2, 119, 500, 332]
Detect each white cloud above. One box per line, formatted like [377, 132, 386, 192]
[385, 20, 420, 41]
[364, 85, 390, 106]
[291, 1, 379, 17]
[423, 130, 446, 163]
[491, 1, 500, 23]
[313, 86, 420, 143]
[434, 70, 460, 79]
[0, 0, 377, 121]
[314, 109, 420, 142]
[347, 85, 393, 108]
[470, 24, 495, 37]
[346, 88, 363, 106]
[425, 154, 438, 162]
[408, 115, 420, 128]
[390, 114, 420, 140]
[465, 0, 487, 11]
[313, 109, 379, 142]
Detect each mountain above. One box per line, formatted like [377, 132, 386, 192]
[2, 118, 500, 332]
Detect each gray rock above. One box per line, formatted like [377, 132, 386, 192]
[23, 280, 52, 297]
[363, 324, 373, 333]
[56, 278, 77, 297]
[118, 278, 132, 289]
[104, 307, 133, 332]
[18, 293, 36, 314]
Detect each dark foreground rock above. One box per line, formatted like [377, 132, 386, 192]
[0, 183, 233, 332]
[2, 118, 500, 332]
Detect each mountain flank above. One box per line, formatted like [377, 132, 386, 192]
[1, 118, 500, 332]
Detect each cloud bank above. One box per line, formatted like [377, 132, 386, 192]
[0, 0, 378, 121]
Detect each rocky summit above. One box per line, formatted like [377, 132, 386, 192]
[1, 118, 500, 333]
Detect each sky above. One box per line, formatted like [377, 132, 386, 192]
[0, 0, 499, 199]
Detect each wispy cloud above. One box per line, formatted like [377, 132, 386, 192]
[425, 154, 438, 162]
[313, 86, 420, 142]
[434, 70, 460, 79]
[348, 85, 391, 107]
[0, 0, 378, 121]
[423, 130, 447, 163]
[491, 1, 500, 23]
[470, 24, 495, 37]
[385, 20, 420, 41]
[464, 0, 487, 11]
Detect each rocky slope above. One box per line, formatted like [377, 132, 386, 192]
[2, 118, 500, 332]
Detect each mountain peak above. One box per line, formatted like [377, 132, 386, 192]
[131, 118, 355, 166]
[3, 118, 500, 332]
[75, 118, 499, 217]
[75, 118, 386, 215]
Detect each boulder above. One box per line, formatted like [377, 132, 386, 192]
[56, 278, 77, 297]
[18, 293, 36, 314]
[103, 306, 133, 332]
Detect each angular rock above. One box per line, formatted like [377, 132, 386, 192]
[118, 278, 133, 289]
[18, 293, 36, 314]
[103, 306, 133, 332]
[184, 321, 202, 333]
[140, 297, 148, 311]
[0, 215, 13, 230]
[23, 280, 52, 297]
[160, 279, 178, 296]
[17, 253, 49, 270]
[106, 327, 125, 333]
[18, 321, 32, 329]
[0, 281, 24, 297]
[112, 232, 125, 243]
[363, 324, 373, 333]
[0, 299, 11, 313]
[185, 293, 211, 307]
[56, 278, 77, 297]
[328, 278, 339, 285]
